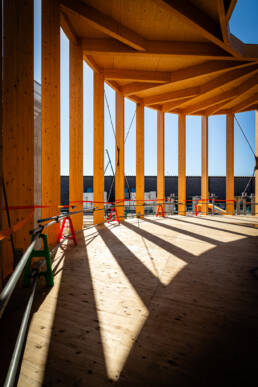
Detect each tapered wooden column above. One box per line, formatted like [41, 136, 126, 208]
[42, 0, 60, 246]
[2, 0, 34, 277]
[136, 102, 144, 218]
[157, 111, 165, 205]
[255, 110, 258, 216]
[93, 73, 104, 224]
[201, 116, 209, 214]
[69, 41, 83, 231]
[115, 91, 124, 219]
[178, 114, 186, 215]
[226, 113, 234, 215]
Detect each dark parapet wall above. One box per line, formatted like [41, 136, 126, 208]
[61, 176, 256, 205]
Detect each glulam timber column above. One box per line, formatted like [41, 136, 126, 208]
[201, 116, 209, 214]
[42, 0, 60, 246]
[226, 113, 234, 215]
[2, 0, 34, 276]
[93, 73, 104, 224]
[178, 114, 186, 215]
[136, 102, 144, 218]
[115, 91, 124, 220]
[69, 40, 83, 231]
[157, 111, 165, 206]
[255, 110, 258, 216]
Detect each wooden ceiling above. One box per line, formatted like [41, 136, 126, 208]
[60, 0, 258, 115]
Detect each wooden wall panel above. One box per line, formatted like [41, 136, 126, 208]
[2, 0, 34, 278]
[178, 114, 186, 215]
[136, 102, 144, 218]
[42, 0, 60, 246]
[226, 113, 234, 215]
[157, 111, 165, 204]
[201, 116, 208, 214]
[93, 73, 105, 224]
[115, 91, 125, 219]
[69, 41, 83, 231]
[255, 110, 258, 216]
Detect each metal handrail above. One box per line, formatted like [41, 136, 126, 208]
[0, 210, 81, 387]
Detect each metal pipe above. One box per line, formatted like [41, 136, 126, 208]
[3, 277, 38, 387]
[0, 235, 39, 318]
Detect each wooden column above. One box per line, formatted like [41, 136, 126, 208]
[201, 116, 209, 214]
[0, 0, 3, 288]
[2, 0, 34, 277]
[93, 72, 104, 224]
[255, 110, 258, 216]
[157, 111, 165, 205]
[69, 40, 83, 231]
[115, 91, 124, 219]
[226, 113, 234, 215]
[136, 102, 144, 218]
[178, 114, 186, 215]
[42, 0, 60, 246]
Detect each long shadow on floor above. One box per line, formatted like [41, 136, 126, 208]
[117, 220, 258, 387]
[36, 231, 108, 386]
[14, 220, 258, 387]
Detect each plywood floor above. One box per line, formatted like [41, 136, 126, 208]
[15, 215, 258, 386]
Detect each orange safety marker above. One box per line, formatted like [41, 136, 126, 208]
[107, 207, 120, 224]
[57, 216, 77, 245]
[156, 204, 165, 217]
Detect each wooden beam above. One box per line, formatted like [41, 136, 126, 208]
[69, 40, 83, 231]
[162, 97, 194, 112]
[152, 0, 238, 56]
[201, 116, 209, 215]
[157, 111, 165, 206]
[226, 0, 237, 23]
[229, 94, 258, 113]
[93, 72, 105, 225]
[217, 0, 229, 44]
[115, 91, 125, 220]
[60, 11, 78, 45]
[144, 86, 200, 106]
[178, 114, 186, 215]
[61, 0, 146, 51]
[83, 54, 101, 73]
[226, 114, 234, 215]
[205, 100, 234, 116]
[42, 0, 60, 247]
[104, 61, 252, 88]
[2, 0, 34, 277]
[176, 64, 258, 111]
[136, 102, 144, 218]
[183, 74, 258, 114]
[81, 38, 237, 60]
[121, 82, 160, 96]
[255, 110, 258, 215]
[104, 69, 171, 83]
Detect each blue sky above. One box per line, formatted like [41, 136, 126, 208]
[34, 0, 258, 177]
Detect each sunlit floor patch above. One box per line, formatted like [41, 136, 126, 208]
[87, 228, 149, 381]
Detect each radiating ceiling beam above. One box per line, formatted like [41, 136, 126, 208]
[152, 0, 238, 56]
[81, 38, 239, 60]
[103, 69, 171, 83]
[175, 64, 258, 110]
[182, 74, 258, 114]
[144, 86, 200, 106]
[61, 0, 146, 51]
[217, 0, 229, 44]
[226, 0, 237, 23]
[121, 82, 161, 96]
